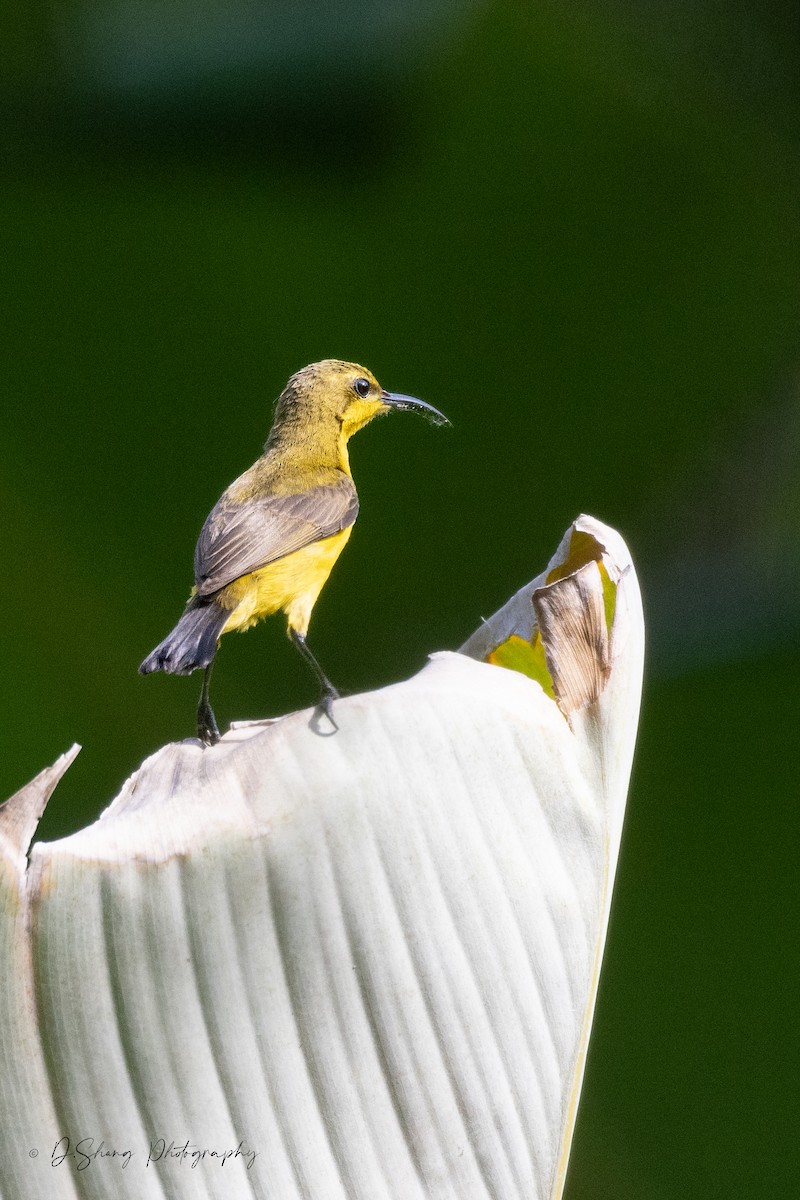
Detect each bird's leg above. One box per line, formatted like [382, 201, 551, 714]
[197, 662, 220, 746]
[289, 629, 340, 729]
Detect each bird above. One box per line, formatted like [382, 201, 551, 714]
[139, 359, 449, 745]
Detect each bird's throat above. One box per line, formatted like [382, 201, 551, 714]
[336, 428, 352, 475]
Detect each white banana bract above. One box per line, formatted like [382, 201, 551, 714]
[0, 514, 644, 1200]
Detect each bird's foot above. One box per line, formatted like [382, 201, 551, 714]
[317, 686, 340, 732]
[197, 699, 221, 747]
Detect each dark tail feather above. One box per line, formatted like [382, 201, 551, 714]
[139, 602, 230, 676]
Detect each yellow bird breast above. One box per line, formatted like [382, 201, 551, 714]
[220, 527, 353, 638]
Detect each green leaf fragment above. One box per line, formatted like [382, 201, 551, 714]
[597, 560, 617, 634]
[487, 633, 556, 699]
[546, 530, 602, 584]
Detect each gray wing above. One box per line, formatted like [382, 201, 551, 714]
[194, 477, 359, 597]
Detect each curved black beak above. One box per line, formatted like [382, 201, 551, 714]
[381, 390, 451, 427]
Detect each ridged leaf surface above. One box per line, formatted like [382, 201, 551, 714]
[0, 515, 643, 1199]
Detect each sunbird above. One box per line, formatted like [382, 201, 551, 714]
[140, 359, 449, 745]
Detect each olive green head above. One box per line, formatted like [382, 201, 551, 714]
[272, 359, 449, 442]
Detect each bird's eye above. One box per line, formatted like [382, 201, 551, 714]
[353, 377, 371, 399]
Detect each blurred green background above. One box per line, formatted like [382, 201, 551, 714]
[2, 0, 799, 1194]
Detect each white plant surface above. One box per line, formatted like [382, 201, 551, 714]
[0, 514, 643, 1200]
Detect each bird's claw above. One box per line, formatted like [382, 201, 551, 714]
[197, 701, 221, 747]
[318, 688, 339, 732]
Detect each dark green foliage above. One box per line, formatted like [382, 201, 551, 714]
[1, 2, 799, 1194]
